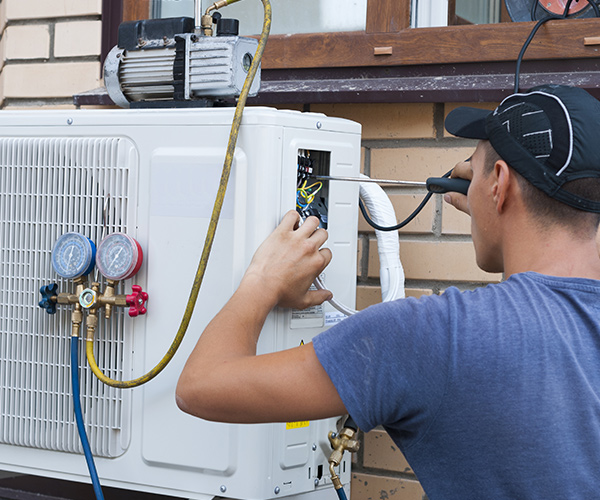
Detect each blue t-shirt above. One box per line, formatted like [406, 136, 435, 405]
[313, 272, 600, 500]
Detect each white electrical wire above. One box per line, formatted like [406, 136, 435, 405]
[314, 275, 357, 316]
[316, 174, 405, 317]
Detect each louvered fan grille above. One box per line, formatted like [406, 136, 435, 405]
[0, 137, 134, 458]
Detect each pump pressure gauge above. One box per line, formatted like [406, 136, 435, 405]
[51, 232, 96, 279]
[96, 233, 143, 281]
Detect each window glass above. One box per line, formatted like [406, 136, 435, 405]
[153, 0, 195, 18]
[152, 0, 367, 35]
[412, 0, 449, 27]
[455, 0, 502, 24]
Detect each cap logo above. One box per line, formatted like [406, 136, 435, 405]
[495, 91, 573, 176]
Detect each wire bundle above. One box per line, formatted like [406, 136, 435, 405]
[296, 180, 323, 209]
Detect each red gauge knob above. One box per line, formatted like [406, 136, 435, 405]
[126, 285, 148, 317]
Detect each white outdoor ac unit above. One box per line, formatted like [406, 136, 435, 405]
[0, 107, 361, 500]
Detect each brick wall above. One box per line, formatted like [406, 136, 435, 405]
[0, 0, 102, 108]
[312, 102, 502, 499]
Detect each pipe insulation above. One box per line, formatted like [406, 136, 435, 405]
[316, 174, 405, 316]
[358, 174, 405, 302]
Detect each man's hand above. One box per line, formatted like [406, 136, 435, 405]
[176, 210, 346, 423]
[242, 210, 333, 310]
[444, 159, 472, 215]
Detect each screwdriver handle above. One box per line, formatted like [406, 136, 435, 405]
[426, 177, 470, 195]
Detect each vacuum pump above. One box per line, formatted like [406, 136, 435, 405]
[104, 13, 260, 107]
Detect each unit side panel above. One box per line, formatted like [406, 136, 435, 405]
[268, 127, 361, 498]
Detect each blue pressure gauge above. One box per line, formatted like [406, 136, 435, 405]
[51, 232, 96, 279]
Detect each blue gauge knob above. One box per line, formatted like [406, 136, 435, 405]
[51, 232, 96, 279]
[96, 233, 143, 281]
[39, 283, 59, 314]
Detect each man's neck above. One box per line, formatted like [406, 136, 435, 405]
[502, 221, 600, 280]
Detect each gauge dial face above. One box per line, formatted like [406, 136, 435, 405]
[51, 232, 95, 279]
[96, 233, 143, 281]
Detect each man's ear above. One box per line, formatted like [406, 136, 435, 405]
[491, 160, 511, 214]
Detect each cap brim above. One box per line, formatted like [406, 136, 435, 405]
[445, 107, 490, 139]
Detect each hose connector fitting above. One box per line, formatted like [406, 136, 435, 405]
[201, 0, 243, 35]
[327, 425, 360, 490]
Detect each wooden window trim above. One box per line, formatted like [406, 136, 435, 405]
[260, 18, 600, 69]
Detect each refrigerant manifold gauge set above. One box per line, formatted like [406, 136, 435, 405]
[39, 232, 147, 318]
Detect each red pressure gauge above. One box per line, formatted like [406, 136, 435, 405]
[95, 233, 143, 281]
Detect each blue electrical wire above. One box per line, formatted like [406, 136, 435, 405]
[70, 335, 105, 500]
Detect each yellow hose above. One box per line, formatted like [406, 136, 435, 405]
[86, 0, 272, 388]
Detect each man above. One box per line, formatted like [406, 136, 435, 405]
[176, 84, 600, 499]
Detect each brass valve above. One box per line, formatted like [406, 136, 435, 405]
[201, 0, 242, 36]
[327, 425, 360, 490]
[39, 278, 148, 340]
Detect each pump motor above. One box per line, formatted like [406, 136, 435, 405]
[104, 16, 260, 107]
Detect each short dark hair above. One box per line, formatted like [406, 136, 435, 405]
[481, 141, 600, 237]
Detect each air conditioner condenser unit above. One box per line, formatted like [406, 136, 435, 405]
[0, 107, 361, 500]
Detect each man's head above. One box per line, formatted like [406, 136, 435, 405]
[446, 84, 600, 215]
[445, 85, 600, 274]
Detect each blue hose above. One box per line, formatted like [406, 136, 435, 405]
[71, 336, 105, 500]
[336, 486, 348, 500]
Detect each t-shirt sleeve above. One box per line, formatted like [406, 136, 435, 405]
[312, 293, 455, 438]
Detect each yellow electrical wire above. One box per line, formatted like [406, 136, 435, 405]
[296, 180, 323, 208]
[86, 0, 272, 388]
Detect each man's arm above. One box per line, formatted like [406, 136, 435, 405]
[176, 211, 347, 423]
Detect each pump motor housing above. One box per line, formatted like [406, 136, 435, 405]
[104, 17, 260, 107]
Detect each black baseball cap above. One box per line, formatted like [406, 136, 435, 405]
[445, 84, 600, 213]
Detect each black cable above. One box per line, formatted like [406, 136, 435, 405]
[530, 0, 538, 21]
[515, 0, 574, 93]
[360, 193, 433, 232]
[359, 170, 451, 232]
[516, 0, 600, 93]
[588, 0, 600, 17]
[514, 16, 553, 93]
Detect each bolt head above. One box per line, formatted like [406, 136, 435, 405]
[312, 443, 317, 451]
[79, 288, 97, 309]
[220, 485, 227, 493]
[274, 486, 281, 495]
[316, 121, 322, 129]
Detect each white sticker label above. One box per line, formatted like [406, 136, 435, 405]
[290, 304, 324, 329]
[325, 311, 347, 326]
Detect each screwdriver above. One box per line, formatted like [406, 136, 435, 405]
[313, 175, 470, 195]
